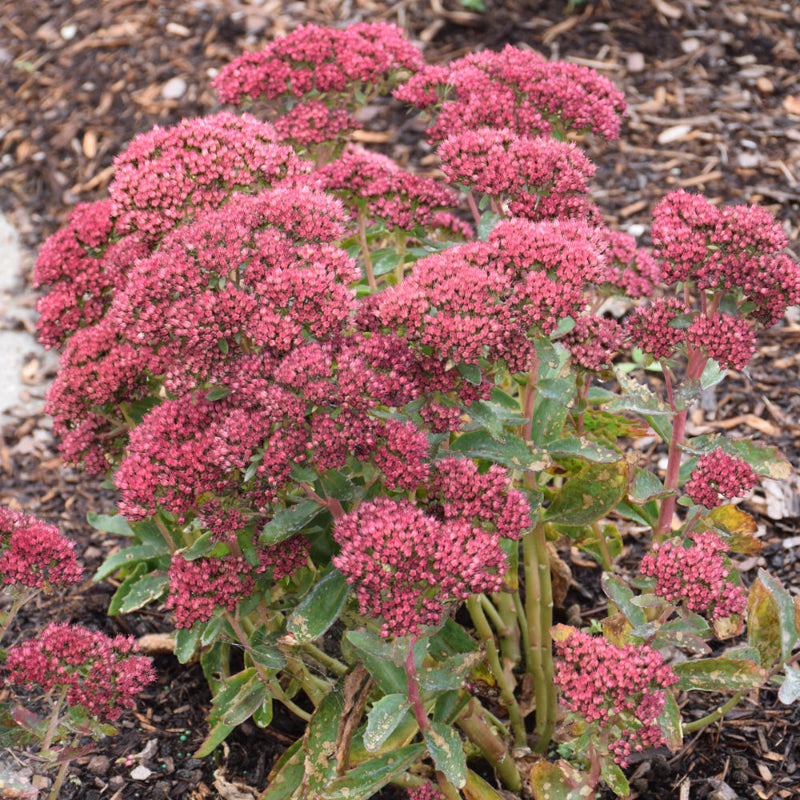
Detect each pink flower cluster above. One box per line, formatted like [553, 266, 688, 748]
[214, 23, 422, 145]
[652, 190, 800, 325]
[595, 229, 661, 299]
[395, 45, 626, 142]
[333, 498, 507, 637]
[33, 200, 117, 348]
[686, 312, 756, 371]
[625, 298, 687, 360]
[640, 531, 747, 619]
[431, 457, 531, 540]
[316, 146, 461, 233]
[109, 112, 301, 237]
[6, 623, 155, 723]
[437, 127, 599, 223]
[553, 628, 677, 767]
[407, 784, 444, 800]
[561, 314, 623, 372]
[0, 506, 82, 590]
[684, 448, 757, 509]
[378, 217, 604, 371]
[215, 22, 422, 104]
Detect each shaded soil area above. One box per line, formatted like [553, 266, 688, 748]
[1, 1, 799, 798]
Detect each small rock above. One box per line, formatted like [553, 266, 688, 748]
[131, 765, 153, 780]
[736, 152, 761, 169]
[60, 23, 78, 40]
[161, 77, 187, 100]
[108, 776, 125, 790]
[87, 755, 110, 776]
[756, 76, 774, 94]
[627, 52, 645, 73]
[681, 37, 702, 53]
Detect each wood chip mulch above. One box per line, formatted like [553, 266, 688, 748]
[1, 1, 799, 798]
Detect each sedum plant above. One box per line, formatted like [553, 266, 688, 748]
[0, 506, 155, 800]
[33, 22, 800, 800]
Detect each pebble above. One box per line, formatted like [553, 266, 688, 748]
[131, 765, 153, 780]
[161, 77, 187, 100]
[627, 52, 645, 73]
[87, 755, 110, 776]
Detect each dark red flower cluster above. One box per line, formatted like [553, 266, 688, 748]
[431, 457, 531, 540]
[214, 23, 423, 146]
[562, 314, 624, 372]
[0, 506, 82, 590]
[438, 127, 599, 223]
[395, 45, 626, 143]
[333, 497, 507, 637]
[594, 229, 661, 298]
[378, 217, 605, 372]
[553, 628, 677, 766]
[684, 448, 757, 508]
[640, 531, 747, 619]
[6, 623, 154, 722]
[407, 784, 444, 800]
[686, 312, 756, 371]
[652, 190, 800, 325]
[625, 298, 687, 360]
[110, 112, 301, 238]
[33, 200, 118, 348]
[315, 145, 461, 233]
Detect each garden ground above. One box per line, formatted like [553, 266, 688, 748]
[1, 0, 799, 798]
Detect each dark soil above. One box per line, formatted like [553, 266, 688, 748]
[1, 1, 799, 798]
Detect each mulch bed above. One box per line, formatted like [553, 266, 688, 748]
[1, 0, 800, 798]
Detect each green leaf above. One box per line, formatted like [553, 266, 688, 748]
[321, 470, 355, 502]
[180, 530, 217, 561]
[546, 437, 620, 464]
[218, 337, 229, 354]
[417, 652, 483, 694]
[286, 568, 349, 644]
[261, 500, 323, 546]
[490, 386, 521, 410]
[93, 544, 167, 581]
[542, 460, 628, 526]
[258, 738, 304, 800]
[364, 694, 411, 752]
[424, 722, 466, 789]
[601, 573, 646, 628]
[451, 429, 549, 471]
[175, 626, 200, 664]
[629, 468, 670, 504]
[778, 664, 800, 705]
[206, 387, 231, 401]
[319, 744, 425, 800]
[608, 372, 672, 416]
[222, 674, 268, 727]
[87, 512, 133, 536]
[371, 249, 403, 277]
[657, 690, 683, 750]
[249, 626, 287, 670]
[457, 362, 483, 386]
[303, 686, 344, 797]
[747, 570, 798, 666]
[463, 769, 508, 800]
[673, 657, 767, 692]
[530, 760, 592, 800]
[113, 571, 169, 614]
[253, 696, 274, 728]
[477, 211, 500, 241]
[600, 757, 629, 797]
[194, 717, 236, 758]
[345, 631, 407, 695]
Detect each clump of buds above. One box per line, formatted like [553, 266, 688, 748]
[640, 531, 747, 619]
[685, 448, 757, 508]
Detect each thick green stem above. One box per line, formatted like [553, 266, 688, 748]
[300, 642, 348, 676]
[491, 592, 521, 670]
[457, 698, 522, 793]
[467, 597, 527, 747]
[592, 521, 613, 571]
[520, 352, 540, 444]
[524, 521, 556, 753]
[49, 758, 72, 800]
[682, 690, 748, 733]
